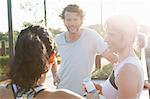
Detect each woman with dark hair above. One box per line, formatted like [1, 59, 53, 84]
[0, 25, 83, 99]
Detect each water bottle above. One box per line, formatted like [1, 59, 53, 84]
[83, 77, 99, 99]
[83, 77, 96, 93]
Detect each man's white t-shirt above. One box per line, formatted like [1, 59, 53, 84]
[54, 28, 108, 96]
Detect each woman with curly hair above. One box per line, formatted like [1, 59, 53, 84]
[0, 25, 83, 99]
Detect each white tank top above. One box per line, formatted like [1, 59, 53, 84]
[102, 56, 144, 99]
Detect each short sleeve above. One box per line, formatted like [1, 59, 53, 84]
[91, 31, 108, 55]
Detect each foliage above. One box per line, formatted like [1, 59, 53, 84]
[49, 28, 62, 37]
[23, 21, 32, 28]
[13, 30, 19, 44]
[22, 20, 45, 28]
[0, 56, 9, 67]
[0, 55, 9, 76]
[0, 31, 19, 51]
[0, 32, 8, 42]
[21, 21, 62, 37]
[92, 63, 112, 80]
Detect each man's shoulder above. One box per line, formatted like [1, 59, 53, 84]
[54, 32, 65, 41]
[54, 32, 66, 45]
[83, 28, 103, 40]
[55, 32, 65, 38]
[83, 27, 97, 34]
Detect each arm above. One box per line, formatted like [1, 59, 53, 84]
[101, 48, 118, 64]
[144, 81, 150, 89]
[51, 60, 57, 77]
[51, 59, 60, 86]
[93, 83, 103, 95]
[116, 64, 139, 99]
[95, 55, 101, 70]
[49, 51, 60, 86]
[86, 83, 103, 99]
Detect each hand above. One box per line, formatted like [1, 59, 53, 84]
[86, 92, 99, 99]
[144, 81, 150, 90]
[93, 83, 103, 95]
[53, 74, 60, 86]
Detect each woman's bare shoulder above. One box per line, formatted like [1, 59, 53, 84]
[36, 89, 84, 99]
[55, 89, 84, 99]
[0, 86, 7, 94]
[0, 85, 13, 98]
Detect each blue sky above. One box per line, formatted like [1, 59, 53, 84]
[0, 0, 150, 32]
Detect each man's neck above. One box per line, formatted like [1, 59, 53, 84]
[65, 29, 82, 42]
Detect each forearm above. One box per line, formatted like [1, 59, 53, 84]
[51, 61, 57, 78]
[95, 55, 101, 70]
[102, 49, 118, 64]
[51, 61, 60, 86]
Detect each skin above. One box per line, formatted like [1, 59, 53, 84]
[61, 11, 117, 99]
[63, 12, 117, 64]
[0, 72, 83, 99]
[105, 29, 124, 54]
[63, 11, 117, 64]
[52, 11, 83, 85]
[116, 64, 140, 99]
[53, 11, 117, 86]
[90, 16, 144, 99]
[0, 64, 83, 99]
[63, 11, 83, 42]
[0, 86, 83, 99]
[64, 11, 83, 34]
[105, 26, 140, 99]
[144, 81, 150, 89]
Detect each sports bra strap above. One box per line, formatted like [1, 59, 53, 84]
[33, 85, 46, 97]
[109, 70, 118, 90]
[10, 83, 46, 99]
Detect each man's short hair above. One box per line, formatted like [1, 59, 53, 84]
[59, 4, 85, 19]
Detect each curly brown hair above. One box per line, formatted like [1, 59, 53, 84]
[9, 25, 54, 90]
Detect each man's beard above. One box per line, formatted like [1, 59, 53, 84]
[67, 26, 80, 34]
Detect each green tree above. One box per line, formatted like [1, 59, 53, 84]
[0, 32, 8, 42]
[0, 30, 19, 49]
[49, 28, 62, 37]
[22, 21, 32, 28]
[13, 30, 19, 43]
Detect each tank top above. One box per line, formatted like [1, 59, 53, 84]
[10, 83, 46, 99]
[102, 56, 144, 99]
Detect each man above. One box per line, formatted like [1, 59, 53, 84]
[53, 4, 116, 96]
[135, 32, 146, 59]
